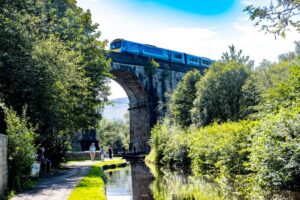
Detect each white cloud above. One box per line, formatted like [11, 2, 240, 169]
[240, 0, 270, 7]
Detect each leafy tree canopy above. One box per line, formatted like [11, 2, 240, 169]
[192, 62, 252, 126]
[97, 114, 129, 152]
[244, 0, 300, 37]
[170, 70, 202, 128]
[221, 45, 254, 68]
[0, 0, 111, 164]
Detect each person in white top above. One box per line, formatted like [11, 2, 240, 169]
[89, 143, 96, 161]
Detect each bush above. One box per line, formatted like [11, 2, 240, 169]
[149, 119, 191, 167]
[189, 121, 256, 176]
[249, 106, 300, 189]
[2, 106, 36, 191]
[149, 119, 171, 165]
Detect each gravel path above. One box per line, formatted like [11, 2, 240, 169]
[11, 161, 97, 200]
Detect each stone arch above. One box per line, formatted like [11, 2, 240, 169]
[112, 70, 150, 153]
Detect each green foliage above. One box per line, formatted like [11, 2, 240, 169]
[146, 58, 159, 75]
[97, 116, 129, 152]
[149, 119, 191, 167]
[249, 106, 300, 189]
[170, 70, 201, 128]
[239, 76, 261, 119]
[0, 0, 111, 164]
[189, 121, 256, 176]
[244, 1, 300, 37]
[253, 53, 300, 115]
[148, 119, 170, 165]
[2, 105, 36, 191]
[192, 62, 252, 126]
[221, 45, 254, 68]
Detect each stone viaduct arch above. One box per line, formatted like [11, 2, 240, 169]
[110, 52, 207, 153]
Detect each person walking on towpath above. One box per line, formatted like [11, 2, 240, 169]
[89, 143, 96, 161]
[108, 145, 113, 159]
[100, 146, 105, 161]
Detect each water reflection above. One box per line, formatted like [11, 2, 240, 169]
[149, 165, 300, 200]
[131, 161, 154, 200]
[105, 161, 154, 200]
[150, 167, 225, 200]
[105, 162, 300, 200]
[105, 165, 133, 200]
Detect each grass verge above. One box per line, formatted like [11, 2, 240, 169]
[68, 158, 126, 200]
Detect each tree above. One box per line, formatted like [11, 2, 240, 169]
[253, 43, 300, 114]
[244, 0, 300, 37]
[0, 0, 111, 164]
[170, 70, 202, 128]
[278, 41, 300, 61]
[221, 45, 254, 68]
[97, 116, 130, 152]
[192, 62, 251, 126]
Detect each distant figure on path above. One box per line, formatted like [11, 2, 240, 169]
[37, 147, 52, 172]
[89, 143, 96, 161]
[100, 146, 105, 161]
[108, 145, 113, 159]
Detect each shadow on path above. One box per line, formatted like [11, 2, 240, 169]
[11, 161, 96, 200]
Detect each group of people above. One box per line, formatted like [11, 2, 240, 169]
[89, 143, 113, 161]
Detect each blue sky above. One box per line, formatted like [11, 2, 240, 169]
[77, 0, 300, 99]
[130, 0, 236, 15]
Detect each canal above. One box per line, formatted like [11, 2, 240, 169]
[105, 161, 154, 200]
[105, 161, 300, 200]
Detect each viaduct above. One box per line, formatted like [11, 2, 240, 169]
[110, 52, 207, 152]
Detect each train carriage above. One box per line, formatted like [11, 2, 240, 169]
[110, 39, 213, 68]
[141, 45, 169, 61]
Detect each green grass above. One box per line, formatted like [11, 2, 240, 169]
[68, 158, 126, 200]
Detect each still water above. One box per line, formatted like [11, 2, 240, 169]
[105, 161, 154, 200]
[105, 161, 300, 200]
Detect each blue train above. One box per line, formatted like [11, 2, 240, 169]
[110, 39, 214, 68]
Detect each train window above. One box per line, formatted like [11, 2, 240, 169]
[190, 57, 197, 62]
[144, 46, 163, 55]
[111, 41, 121, 49]
[203, 60, 211, 65]
[174, 54, 182, 59]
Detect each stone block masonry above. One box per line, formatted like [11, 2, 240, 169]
[0, 134, 8, 199]
[110, 52, 207, 152]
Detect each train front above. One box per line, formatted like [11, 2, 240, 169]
[110, 39, 123, 52]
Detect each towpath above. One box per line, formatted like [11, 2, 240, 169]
[11, 161, 96, 200]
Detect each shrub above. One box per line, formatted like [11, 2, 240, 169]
[249, 106, 300, 189]
[149, 119, 171, 165]
[2, 106, 36, 191]
[189, 121, 256, 176]
[161, 127, 191, 167]
[149, 119, 191, 167]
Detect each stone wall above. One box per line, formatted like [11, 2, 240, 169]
[0, 134, 8, 199]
